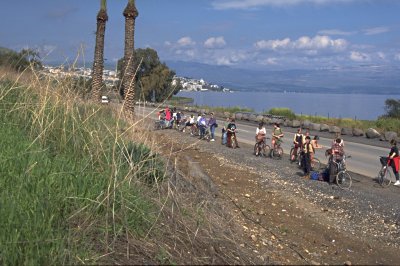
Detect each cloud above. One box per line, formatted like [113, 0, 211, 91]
[204, 37, 227, 49]
[394, 54, 400, 61]
[255, 35, 348, 52]
[362, 26, 389, 35]
[177, 37, 196, 47]
[350, 51, 370, 62]
[318, 29, 356, 36]
[212, 0, 361, 10]
[255, 38, 291, 50]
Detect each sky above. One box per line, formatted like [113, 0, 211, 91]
[1, 0, 400, 70]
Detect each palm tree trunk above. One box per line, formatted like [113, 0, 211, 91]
[122, 0, 138, 116]
[92, 0, 108, 102]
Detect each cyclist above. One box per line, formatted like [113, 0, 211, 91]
[207, 112, 217, 142]
[226, 118, 239, 148]
[328, 138, 345, 185]
[388, 139, 400, 186]
[198, 113, 207, 139]
[302, 136, 314, 178]
[255, 122, 267, 155]
[291, 128, 304, 161]
[184, 114, 195, 134]
[272, 123, 284, 149]
[311, 135, 323, 161]
[221, 117, 230, 145]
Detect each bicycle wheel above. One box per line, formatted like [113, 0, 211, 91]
[254, 143, 259, 155]
[378, 167, 392, 187]
[311, 158, 321, 170]
[336, 171, 352, 189]
[231, 136, 237, 149]
[289, 147, 295, 161]
[263, 144, 271, 157]
[272, 147, 283, 160]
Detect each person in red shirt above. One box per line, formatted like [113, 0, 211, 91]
[388, 139, 400, 186]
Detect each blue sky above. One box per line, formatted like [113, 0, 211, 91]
[1, 0, 400, 70]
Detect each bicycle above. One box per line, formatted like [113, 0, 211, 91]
[154, 119, 166, 130]
[191, 124, 199, 136]
[270, 139, 283, 159]
[290, 145, 301, 162]
[331, 155, 352, 189]
[254, 137, 271, 157]
[227, 130, 238, 149]
[295, 151, 321, 171]
[377, 156, 394, 187]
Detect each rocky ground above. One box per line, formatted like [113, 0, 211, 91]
[151, 125, 400, 265]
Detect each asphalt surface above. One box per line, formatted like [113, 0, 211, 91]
[135, 105, 394, 179]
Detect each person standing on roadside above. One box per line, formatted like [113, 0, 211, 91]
[291, 128, 304, 161]
[302, 136, 314, 178]
[207, 112, 217, 142]
[388, 139, 400, 186]
[222, 117, 230, 145]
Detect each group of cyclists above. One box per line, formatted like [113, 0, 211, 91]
[156, 107, 400, 187]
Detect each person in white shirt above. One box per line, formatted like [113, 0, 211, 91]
[255, 122, 267, 143]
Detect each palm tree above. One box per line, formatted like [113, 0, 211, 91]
[91, 0, 108, 102]
[122, 0, 139, 116]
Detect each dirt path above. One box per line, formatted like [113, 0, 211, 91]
[151, 126, 400, 265]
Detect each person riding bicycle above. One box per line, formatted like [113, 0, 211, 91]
[388, 139, 400, 186]
[291, 128, 304, 161]
[184, 114, 195, 133]
[198, 113, 207, 139]
[222, 117, 230, 145]
[328, 138, 345, 185]
[207, 112, 217, 142]
[226, 118, 239, 148]
[302, 136, 314, 178]
[272, 123, 284, 148]
[255, 122, 267, 155]
[311, 135, 323, 161]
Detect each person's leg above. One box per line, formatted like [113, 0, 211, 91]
[211, 125, 215, 140]
[391, 162, 399, 181]
[329, 160, 337, 184]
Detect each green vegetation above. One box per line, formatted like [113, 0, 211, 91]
[0, 78, 164, 264]
[383, 98, 400, 119]
[166, 96, 194, 105]
[0, 47, 42, 72]
[118, 48, 182, 102]
[266, 107, 399, 134]
[192, 105, 254, 115]
[266, 107, 296, 120]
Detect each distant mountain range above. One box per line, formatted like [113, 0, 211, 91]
[166, 60, 400, 95]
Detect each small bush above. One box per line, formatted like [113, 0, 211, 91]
[266, 108, 296, 120]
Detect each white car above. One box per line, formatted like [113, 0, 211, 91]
[101, 96, 109, 104]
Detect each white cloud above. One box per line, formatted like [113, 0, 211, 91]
[318, 29, 356, 36]
[212, 0, 361, 10]
[362, 26, 389, 35]
[350, 51, 370, 62]
[255, 35, 347, 52]
[255, 38, 291, 50]
[394, 54, 400, 61]
[176, 36, 196, 47]
[204, 36, 227, 49]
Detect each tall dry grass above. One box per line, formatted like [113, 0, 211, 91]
[0, 65, 166, 264]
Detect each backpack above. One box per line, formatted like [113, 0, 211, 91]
[310, 171, 319, 180]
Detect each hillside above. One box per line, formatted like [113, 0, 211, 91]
[166, 60, 400, 94]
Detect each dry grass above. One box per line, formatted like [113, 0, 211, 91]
[0, 65, 261, 265]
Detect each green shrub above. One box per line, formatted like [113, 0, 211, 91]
[0, 79, 161, 264]
[266, 108, 296, 120]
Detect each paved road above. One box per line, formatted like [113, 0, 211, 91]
[135, 105, 390, 179]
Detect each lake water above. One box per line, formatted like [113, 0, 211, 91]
[177, 91, 393, 120]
